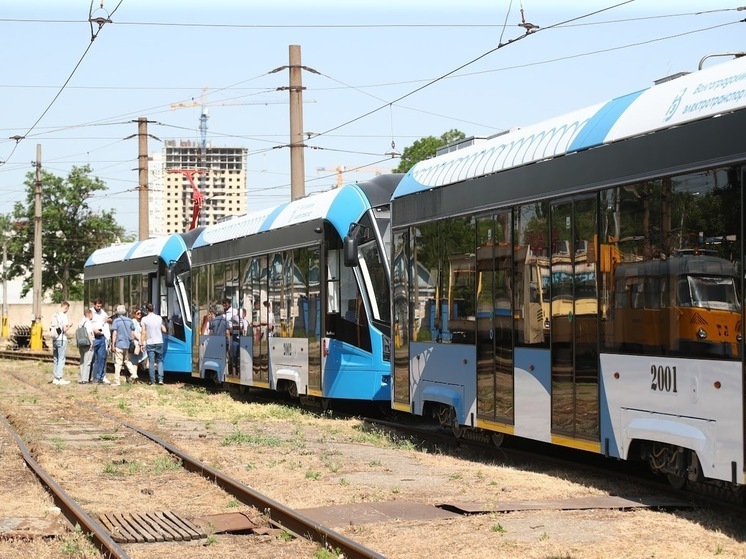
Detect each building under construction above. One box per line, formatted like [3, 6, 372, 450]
[148, 141, 248, 236]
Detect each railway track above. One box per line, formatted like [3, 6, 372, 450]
[0, 368, 385, 559]
[3, 350, 745, 559]
[7, 346, 743, 512]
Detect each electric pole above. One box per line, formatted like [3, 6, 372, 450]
[138, 117, 150, 240]
[289, 45, 306, 200]
[30, 144, 43, 350]
[33, 144, 42, 323]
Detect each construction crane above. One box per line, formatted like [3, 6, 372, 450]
[167, 168, 206, 230]
[170, 86, 292, 150]
[316, 165, 388, 188]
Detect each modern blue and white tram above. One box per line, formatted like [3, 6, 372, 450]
[390, 54, 746, 488]
[84, 229, 202, 376]
[190, 174, 402, 404]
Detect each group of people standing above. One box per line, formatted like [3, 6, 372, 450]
[50, 299, 168, 387]
[201, 298, 275, 375]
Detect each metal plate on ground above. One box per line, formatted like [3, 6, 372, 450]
[0, 517, 68, 539]
[298, 502, 460, 527]
[191, 511, 266, 534]
[98, 511, 206, 543]
[438, 495, 694, 514]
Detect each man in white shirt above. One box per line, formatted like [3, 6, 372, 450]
[90, 298, 110, 384]
[141, 302, 167, 385]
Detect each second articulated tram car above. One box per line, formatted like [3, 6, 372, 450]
[389, 54, 746, 489]
[84, 229, 202, 376]
[190, 175, 401, 405]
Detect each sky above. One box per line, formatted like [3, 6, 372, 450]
[0, 0, 744, 238]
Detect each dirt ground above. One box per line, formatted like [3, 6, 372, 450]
[1, 358, 746, 559]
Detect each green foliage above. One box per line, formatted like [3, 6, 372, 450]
[151, 455, 182, 474]
[6, 165, 129, 302]
[220, 429, 283, 447]
[278, 530, 294, 542]
[315, 546, 344, 559]
[394, 129, 465, 173]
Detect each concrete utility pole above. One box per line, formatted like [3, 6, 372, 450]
[2, 236, 8, 338]
[138, 117, 150, 240]
[289, 44, 306, 200]
[31, 144, 43, 349]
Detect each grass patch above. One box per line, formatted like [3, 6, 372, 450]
[59, 526, 97, 556]
[151, 455, 182, 474]
[221, 429, 283, 447]
[51, 437, 65, 451]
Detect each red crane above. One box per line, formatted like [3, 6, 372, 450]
[168, 168, 206, 230]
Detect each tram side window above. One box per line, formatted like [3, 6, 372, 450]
[444, 217, 476, 344]
[677, 278, 691, 306]
[601, 165, 742, 358]
[644, 277, 662, 309]
[628, 279, 643, 309]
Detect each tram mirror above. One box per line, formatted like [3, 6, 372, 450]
[343, 236, 359, 267]
[165, 268, 175, 287]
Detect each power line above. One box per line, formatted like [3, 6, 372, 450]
[305, 1, 639, 141]
[0, 7, 741, 28]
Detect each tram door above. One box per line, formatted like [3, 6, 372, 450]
[476, 212, 514, 423]
[549, 198, 599, 440]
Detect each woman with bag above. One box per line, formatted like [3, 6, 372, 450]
[77, 308, 94, 383]
[129, 307, 147, 382]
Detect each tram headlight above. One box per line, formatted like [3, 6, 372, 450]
[696, 327, 707, 339]
[737, 333, 743, 342]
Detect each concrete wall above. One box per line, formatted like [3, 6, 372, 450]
[4, 301, 86, 340]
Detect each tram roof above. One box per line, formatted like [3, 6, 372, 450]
[393, 55, 746, 199]
[192, 184, 371, 250]
[84, 233, 193, 279]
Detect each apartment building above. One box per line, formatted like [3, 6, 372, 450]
[148, 141, 248, 236]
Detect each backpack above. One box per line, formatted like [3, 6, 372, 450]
[49, 315, 61, 337]
[76, 325, 91, 348]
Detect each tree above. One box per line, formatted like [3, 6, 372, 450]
[7, 165, 128, 302]
[394, 129, 466, 174]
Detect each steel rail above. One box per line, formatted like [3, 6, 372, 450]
[0, 413, 130, 559]
[86, 402, 386, 559]
[2, 366, 386, 559]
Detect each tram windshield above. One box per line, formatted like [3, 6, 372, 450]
[359, 238, 390, 323]
[678, 275, 740, 311]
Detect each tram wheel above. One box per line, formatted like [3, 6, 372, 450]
[321, 398, 331, 413]
[450, 408, 462, 439]
[287, 382, 299, 399]
[451, 420, 462, 438]
[666, 472, 687, 490]
[490, 432, 505, 447]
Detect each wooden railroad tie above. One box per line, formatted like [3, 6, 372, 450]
[98, 511, 206, 544]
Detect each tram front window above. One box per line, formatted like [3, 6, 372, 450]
[680, 275, 740, 311]
[359, 240, 390, 324]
